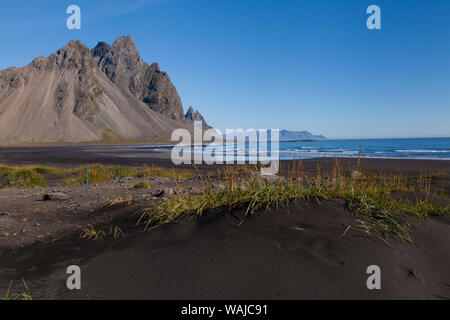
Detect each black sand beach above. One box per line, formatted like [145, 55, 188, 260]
[1, 144, 450, 175]
[0, 145, 449, 300]
[1, 200, 449, 300]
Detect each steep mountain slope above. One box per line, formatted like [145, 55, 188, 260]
[0, 37, 192, 145]
[92, 36, 185, 121]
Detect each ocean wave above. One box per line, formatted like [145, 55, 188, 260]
[394, 150, 450, 153]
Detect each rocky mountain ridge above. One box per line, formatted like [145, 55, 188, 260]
[0, 36, 209, 145]
[184, 106, 212, 130]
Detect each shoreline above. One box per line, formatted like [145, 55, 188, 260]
[0, 145, 449, 174]
[0, 146, 448, 300]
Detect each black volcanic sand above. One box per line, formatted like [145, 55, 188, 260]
[0, 145, 449, 300]
[1, 145, 450, 175]
[0, 200, 449, 300]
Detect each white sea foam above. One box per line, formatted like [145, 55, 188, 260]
[395, 150, 450, 153]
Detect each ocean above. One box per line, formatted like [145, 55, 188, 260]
[144, 137, 450, 161]
[278, 137, 450, 160]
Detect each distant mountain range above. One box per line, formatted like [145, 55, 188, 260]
[0, 35, 209, 145]
[279, 130, 326, 141]
[219, 129, 326, 142]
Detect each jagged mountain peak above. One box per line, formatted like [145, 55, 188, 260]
[45, 40, 93, 70]
[92, 41, 112, 58]
[185, 106, 195, 117]
[57, 40, 92, 57]
[65, 39, 84, 47]
[112, 35, 140, 59]
[149, 62, 161, 73]
[0, 36, 195, 145]
[92, 36, 140, 63]
[113, 35, 136, 48]
[92, 36, 184, 121]
[185, 106, 211, 130]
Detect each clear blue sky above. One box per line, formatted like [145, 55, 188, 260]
[0, 0, 449, 139]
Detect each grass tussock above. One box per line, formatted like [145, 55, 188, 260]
[0, 166, 49, 188]
[104, 195, 132, 206]
[140, 160, 449, 243]
[64, 165, 195, 186]
[80, 226, 125, 240]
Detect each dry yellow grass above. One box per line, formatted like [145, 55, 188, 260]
[139, 160, 449, 243]
[0, 164, 196, 188]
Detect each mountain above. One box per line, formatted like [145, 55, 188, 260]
[280, 130, 326, 141]
[92, 36, 185, 121]
[0, 36, 204, 145]
[184, 106, 211, 130]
